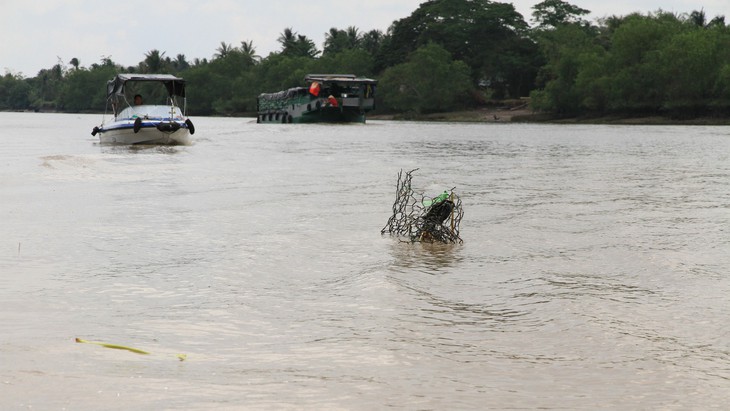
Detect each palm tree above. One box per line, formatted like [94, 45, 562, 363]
[143, 49, 165, 73]
[708, 15, 726, 27]
[277, 28, 297, 53]
[173, 54, 190, 71]
[324, 26, 364, 55]
[278, 28, 319, 57]
[361, 29, 383, 55]
[240, 40, 261, 64]
[689, 9, 706, 27]
[295, 34, 320, 58]
[345, 26, 361, 49]
[69, 57, 80, 70]
[214, 41, 233, 59]
[688, 9, 726, 28]
[324, 28, 346, 55]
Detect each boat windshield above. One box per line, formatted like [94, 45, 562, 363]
[116, 105, 185, 120]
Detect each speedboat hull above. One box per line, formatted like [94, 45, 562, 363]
[97, 119, 192, 145]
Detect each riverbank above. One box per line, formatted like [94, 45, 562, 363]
[370, 107, 730, 125]
[8, 106, 730, 125]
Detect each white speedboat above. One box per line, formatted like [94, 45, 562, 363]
[91, 74, 195, 145]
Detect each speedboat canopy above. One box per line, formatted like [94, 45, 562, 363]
[106, 74, 186, 98]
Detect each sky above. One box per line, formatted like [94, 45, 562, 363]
[2, 0, 730, 77]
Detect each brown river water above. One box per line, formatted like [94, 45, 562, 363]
[1, 112, 729, 409]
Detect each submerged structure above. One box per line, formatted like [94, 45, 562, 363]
[381, 169, 464, 244]
[257, 74, 377, 124]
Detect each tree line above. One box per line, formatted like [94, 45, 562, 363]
[1, 0, 729, 119]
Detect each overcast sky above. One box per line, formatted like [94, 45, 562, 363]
[2, 0, 729, 77]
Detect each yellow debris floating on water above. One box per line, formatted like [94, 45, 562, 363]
[75, 338, 187, 360]
[75, 338, 150, 354]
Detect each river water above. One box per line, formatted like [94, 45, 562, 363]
[1, 112, 729, 410]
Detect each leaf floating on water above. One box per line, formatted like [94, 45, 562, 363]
[75, 338, 150, 355]
[75, 338, 188, 360]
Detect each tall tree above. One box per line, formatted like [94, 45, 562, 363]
[361, 29, 384, 55]
[345, 26, 361, 49]
[532, 0, 591, 29]
[173, 54, 189, 71]
[323, 28, 348, 55]
[29, 62, 65, 109]
[277, 28, 297, 53]
[143, 49, 166, 73]
[379, 42, 473, 114]
[323, 26, 362, 55]
[377, 0, 537, 97]
[294, 34, 319, 58]
[214, 42, 233, 59]
[707, 15, 726, 27]
[688, 9, 706, 27]
[530, 23, 604, 114]
[240, 40, 261, 64]
[278, 28, 319, 58]
[58, 62, 119, 112]
[687, 9, 727, 28]
[0, 73, 31, 110]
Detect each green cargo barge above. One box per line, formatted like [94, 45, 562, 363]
[257, 74, 377, 124]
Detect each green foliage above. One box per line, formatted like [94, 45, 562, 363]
[0, 73, 31, 110]
[2, 4, 533, 116]
[323, 27, 362, 55]
[182, 66, 221, 115]
[6, 3, 730, 119]
[58, 65, 117, 112]
[659, 30, 721, 110]
[378, 43, 473, 114]
[27, 64, 65, 110]
[532, 8, 730, 117]
[278, 28, 319, 58]
[142, 49, 167, 73]
[312, 49, 375, 78]
[532, 0, 590, 29]
[253, 54, 314, 92]
[531, 23, 604, 114]
[377, 0, 537, 98]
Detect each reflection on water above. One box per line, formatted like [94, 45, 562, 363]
[1, 114, 729, 409]
[387, 240, 462, 274]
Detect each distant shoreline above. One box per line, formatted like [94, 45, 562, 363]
[6, 108, 730, 125]
[369, 107, 730, 125]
